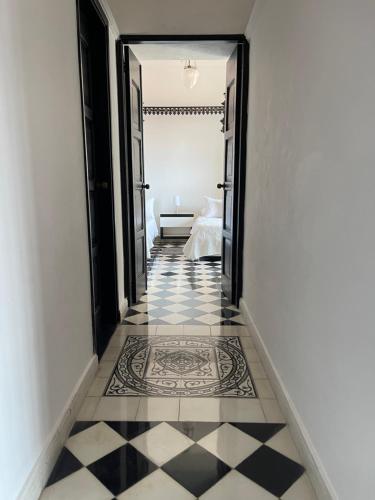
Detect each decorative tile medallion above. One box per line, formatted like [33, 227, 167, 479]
[105, 335, 256, 398]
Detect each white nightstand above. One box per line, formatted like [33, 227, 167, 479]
[159, 213, 195, 239]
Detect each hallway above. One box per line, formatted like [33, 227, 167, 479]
[3, 1, 374, 499]
[40, 241, 315, 499]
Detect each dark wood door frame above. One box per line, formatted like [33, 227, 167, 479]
[117, 34, 249, 307]
[76, 0, 119, 357]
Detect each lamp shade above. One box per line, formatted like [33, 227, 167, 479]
[183, 61, 199, 89]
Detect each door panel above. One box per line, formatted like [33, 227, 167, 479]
[78, 0, 119, 358]
[122, 47, 147, 303]
[220, 46, 241, 303]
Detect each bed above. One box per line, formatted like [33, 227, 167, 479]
[183, 216, 222, 260]
[146, 198, 158, 258]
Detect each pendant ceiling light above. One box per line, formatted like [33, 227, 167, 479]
[182, 60, 199, 89]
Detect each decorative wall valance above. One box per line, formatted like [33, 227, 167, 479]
[143, 105, 224, 116]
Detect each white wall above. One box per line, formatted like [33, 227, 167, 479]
[0, 1, 94, 497]
[243, 1, 375, 499]
[104, 7, 127, 316]
[141, 60, 225, 217]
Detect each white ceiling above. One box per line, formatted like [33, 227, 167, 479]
[106, 0, 255, 35]
[130, 42, 236, 61]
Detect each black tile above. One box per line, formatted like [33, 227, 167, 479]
[236, 445, 304, 497]
[230, 423, 285, 442]
[162, 444, 230, 497]
[88, 444, 157, 496]
[105, 421, 160, 441]
[125, 308, 142, 318]
[69, 421, 98, 437]
[168, 422, 223, 441]
[220, 308, 239, 319]
[161, 272, 177, 276]
[46, 448, 83, 486]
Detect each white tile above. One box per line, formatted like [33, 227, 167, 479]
[108, 333, 127, 347]
[261, 399, 286, 423]
[196, 294, 220, 303]
[93, 397, 140, 421]
[201, 470, 277, 500]
[131, 303, 157, 313]
[183, 325, 211, 335]
[66, 422, 126, 465]
[195, 314, 221, 325]
[87, 377, 108, 397]
[130, 422, 193, 466]
[162, 313, 190, 324]
[125, 313, 150, 324]
[156, 325, 184, 335]
[239, 336, 255, 349]
[167, 295, 189, 303]
[211, 326, 250, 337]
[249, 362, 267, 379]
[197, 287, 218, 294]
[117, 469, 195, 500]
[179, 398, 222, 421]
[195, 303, 221, 313]
[168, 287, 190, 294]
[220, 398, 266, 422]
[97, 361, 115, 378]
[255, 379, 275, 399]
[163, 303, 190, 313]
[266, 427, 301, 463]
[243, 347, 260, 362]
[136, 397, 179, 421]
[122, 325, 157, 336]
[40, 469, 113, 500]
[101, 345, 122, 361]
[146, 286, 162, 293]
[281, 474, 317, 500]
[230, 314, 245, 324]
[196, 281, 215, 287]
[77, 397, 100, 420]
[198, 423, 262, 467]
[139, 294, 159, 303]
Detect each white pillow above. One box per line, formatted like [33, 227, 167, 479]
[201, 196, 223, 218]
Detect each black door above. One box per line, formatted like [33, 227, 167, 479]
[119, 46, 147, 304]
[219, 45, 246, 305]
[77, 0, 119, 357]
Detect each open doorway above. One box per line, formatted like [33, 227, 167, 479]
[118, 36, 248, 317]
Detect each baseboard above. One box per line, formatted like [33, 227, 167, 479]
[119, 297, 128, 321]
[17, 355, 98, 500]
[239, 298, 338, 500]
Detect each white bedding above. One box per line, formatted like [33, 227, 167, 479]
[146, 198, 158, 258]
[146, 218, 158, 258]
[183, 216, 222, 260]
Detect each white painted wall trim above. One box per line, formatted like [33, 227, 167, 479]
[97, 0, 120, 37]
[239, 298, 338, 500]
[17, 355, 98, 500]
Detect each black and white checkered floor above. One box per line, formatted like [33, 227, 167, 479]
[40, 240, 317, 499]
[122, 240, 245, 326]
[41, 420, 315, 499]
